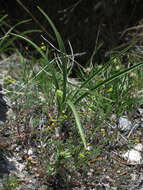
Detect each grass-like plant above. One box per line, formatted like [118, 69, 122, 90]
[1, 7, 143, 188]
[7, 7, 143, 150]
[0, 15, 41, 55]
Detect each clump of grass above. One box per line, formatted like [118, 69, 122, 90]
[9, 8, 143, 149]
[1, 9, 143, 186]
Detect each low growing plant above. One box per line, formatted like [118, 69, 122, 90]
[7, 7, 143, 150]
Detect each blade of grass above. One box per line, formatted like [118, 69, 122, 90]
[72, 63, 108, 101]
[67, 100, 87, 149]
[10, 32, 59, 90]
[72, 44, 134, 102]
[0, 14, 8, 26]
[87, 42, 103, 67]
[16, 0, 54, 41]
[37, 6, 65, 53]
[38, 6, 67, 104]
[0, 29, 41, 54]
[0, 19, 31, 48]
[74, 60, 143, 105]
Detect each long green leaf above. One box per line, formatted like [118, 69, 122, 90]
[0, 29, 41, 54]
[38, 6, 67, 103]
[72, 44, 134, 102]
[10, 32, 59, 90]
[74, 61, 143, 105]
[0, 19, 31, 48]
[37, 6, 65, 53]
[67, 100, 87, 149]
[0, 14, 8, 26]
[72, 63, 108, 101]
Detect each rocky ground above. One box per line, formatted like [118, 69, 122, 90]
[0, 54, 143, 190]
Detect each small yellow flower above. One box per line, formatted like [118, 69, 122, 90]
[43, 126, 51, 132]
[79, 153, 85, 158]
[101, 128, 105, 133]
[41, 42, 46, 51]
[107, 88, 113, 92]
[134, 138, 139, 143]
[63, 114, 67, 119]
[49, 114, 54, 121]
[51, 122, 55, 127]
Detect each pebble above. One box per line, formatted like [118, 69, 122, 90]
[118, 116, 132, 131]
[134, 143, 143, 152]
[122, 149, 142, 165]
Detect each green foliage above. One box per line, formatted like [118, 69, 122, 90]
[5, 8, 143, 149]
[38, 6, 68, 105]
[1, 10, 143, 185]
[67, 100, 87, 149]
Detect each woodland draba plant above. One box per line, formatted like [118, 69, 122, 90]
[4, 7, 143, 149]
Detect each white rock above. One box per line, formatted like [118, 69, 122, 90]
[138, 108, 143, 115]
[7, 157, 25, 172]
[118, 116, 132, 131]
[130, 173, 138, 181]
[134, 143, 143, 152]
[28, 148, 33, 156]
[122, 149, 142, 165]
